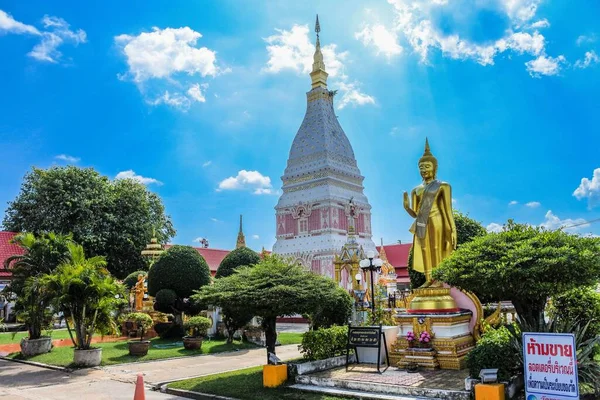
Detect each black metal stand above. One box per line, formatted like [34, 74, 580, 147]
[346, 325, 390, 374]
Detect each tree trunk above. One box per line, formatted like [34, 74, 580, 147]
[227, 328, 235, 344]
[262, 316, 277, 364]
[513, 300, 546, 330]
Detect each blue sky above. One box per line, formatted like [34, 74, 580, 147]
[1, 0, 599, 251]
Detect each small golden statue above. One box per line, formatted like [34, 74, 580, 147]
[403, 139, 458, 312]
[134, 274, 147, 311]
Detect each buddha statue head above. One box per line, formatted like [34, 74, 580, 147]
[418, 138, 437, 181]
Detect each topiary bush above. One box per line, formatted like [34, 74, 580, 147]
[548, 286, 600, 343]
[466, 326, 520, 382]
[300, 325, 349, 361]
[148, 245, 211, 298]
[123, 270, 147, 290]
[154, 288, 178, 313]
[306, 286, 353, 330]
[215, 246, 260, 278]
[184, 316, 212, 338]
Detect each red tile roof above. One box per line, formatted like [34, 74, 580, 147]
[377, 243, 412, 283]
[164, 245, 230, 275]
[0, 232, 24, 279]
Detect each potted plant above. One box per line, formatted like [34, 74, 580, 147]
[126, 312, 153, 356]
[418, 331, 432, 348]
[183, 316, 211, 350]
[13, 276, 54, 357]
[42, 243, 123, 367]
[406, 331, 416, 348]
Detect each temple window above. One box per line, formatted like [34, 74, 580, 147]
[298, 218, 308, 234]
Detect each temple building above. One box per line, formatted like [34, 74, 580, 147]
[272, 16, 376, 278]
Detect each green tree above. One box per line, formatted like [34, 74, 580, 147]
[1, 232, 73, 339]
[148, 245, 211, 332]
[3, 166, 175, 279]
[215, 246, 260, 278]
[41, 243, 124, 350]
[409, 210, 487, 288]
[305, 286, 353, 330]
[193, 254, 344, 361]
[434, 222, 600, 327]
[548, 286, 600, 343]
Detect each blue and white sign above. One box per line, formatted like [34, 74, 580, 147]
[523, 332, 579, 400]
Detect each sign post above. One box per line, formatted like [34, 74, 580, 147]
[522, 332, 579, 400]
[346, 325, 390, 373]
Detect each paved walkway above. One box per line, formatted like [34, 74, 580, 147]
[0, 344, 302, 399]
[0, 335, 129, 356]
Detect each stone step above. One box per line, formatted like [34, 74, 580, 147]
[295, 374, 470, 400]
[290, 383, 438, 400]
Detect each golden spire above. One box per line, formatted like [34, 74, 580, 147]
[310, 14, 328, 89]
[379, 238, 389, 262]
[141, 229, 163, 260]
[236, 214, 246, 248]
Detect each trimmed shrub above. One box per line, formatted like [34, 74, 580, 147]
[154, 322, 184, 339]
[184, 316, 212, 338]
[215, 246, 260, 278]
[300, 325, 349, 361]
[147, 245, 211, 298]
[548, 287, 600, 342]
[306, 286, 353, 330]
[466, 326, 520, 382]
[123, 270, 147, 290]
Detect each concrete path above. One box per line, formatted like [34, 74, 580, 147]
[0, 344, 302, 399]
[102, 344, 301, 385]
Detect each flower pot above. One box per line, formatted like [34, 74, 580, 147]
[128, 340, 151, 356]
[183, 336, 203, 350]
[73, 348, 102, 367]
[20, 336, 52, 357]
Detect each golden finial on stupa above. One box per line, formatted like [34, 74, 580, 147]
[310, 14, 328, 89]
[141, 227, 163, 259]
[379, 238, 388, 262]
[236, 214, 246, 248]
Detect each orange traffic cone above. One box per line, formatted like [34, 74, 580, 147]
[134, 373, 145, 400]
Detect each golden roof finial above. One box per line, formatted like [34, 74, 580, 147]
[310, 14, 328, 89]
[236, 214, 246, 248]
[379, 238, 389, 262]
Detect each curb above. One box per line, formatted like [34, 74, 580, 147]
[163, 387, 238, 400]
[0, 356, 73, 372]
[152, 366, 265, 390]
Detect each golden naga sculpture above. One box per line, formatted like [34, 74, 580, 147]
[403, 138, 457, 286]
[134, 274, 147, 311]
[403, 139, 458, 312]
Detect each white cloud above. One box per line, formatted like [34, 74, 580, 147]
[540, 210, 589, 232]
[147, 91, 191, 110]
[55, 154, 80, 163]
[193, 237, 206, 243]
[509, 200, 519, 206]
[264, 24, 375, 110]
[525, 201, 541, 208]
[576, 34, 596, 46]
[217, 170, 274, 195]
[359, 0, 564, 77]
[525, 55, 566, 77]
[528, 19, 550, 29]
[115, 170, 162, 185]
[115, 27, 218, 82]
[252, 234, 260, 240]
[573, 168, 600, 209]
[575, 51, 599, 69]
[202, 161, 212, 168]
[355, 24, 403, 58]
[486, 223, 504, 233]
[187, 83, 208, 103]
[28, 16, 86, 63]
[210, 218, 220, 222]
[0, 9, 39, 35]
[115, 27, 223, 109]
[0, 10, 85, 63]
[336, 81, 376, 110]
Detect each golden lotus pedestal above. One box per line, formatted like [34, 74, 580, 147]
[392, 288, 476, 371]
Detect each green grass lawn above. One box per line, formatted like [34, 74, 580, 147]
[277, 332, 304, 345]
[169, 366, 345, 400]
[0, 329, 72, 345]
[8, 337, 257, 367]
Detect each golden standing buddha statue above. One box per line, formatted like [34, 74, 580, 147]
[403, 139, 458, 312]
[134, 274, 147, 311]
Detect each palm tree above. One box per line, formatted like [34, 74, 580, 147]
[1, 233, 72, 340]
[42, 243, 124, 349]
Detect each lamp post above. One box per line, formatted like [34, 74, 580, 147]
[359, 250, 383, 316]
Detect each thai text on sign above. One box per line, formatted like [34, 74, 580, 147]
[523, 332, 579, 400]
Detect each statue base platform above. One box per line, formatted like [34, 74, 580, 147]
[408, 287, 459, 313]
[392, 309, 475, 370]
